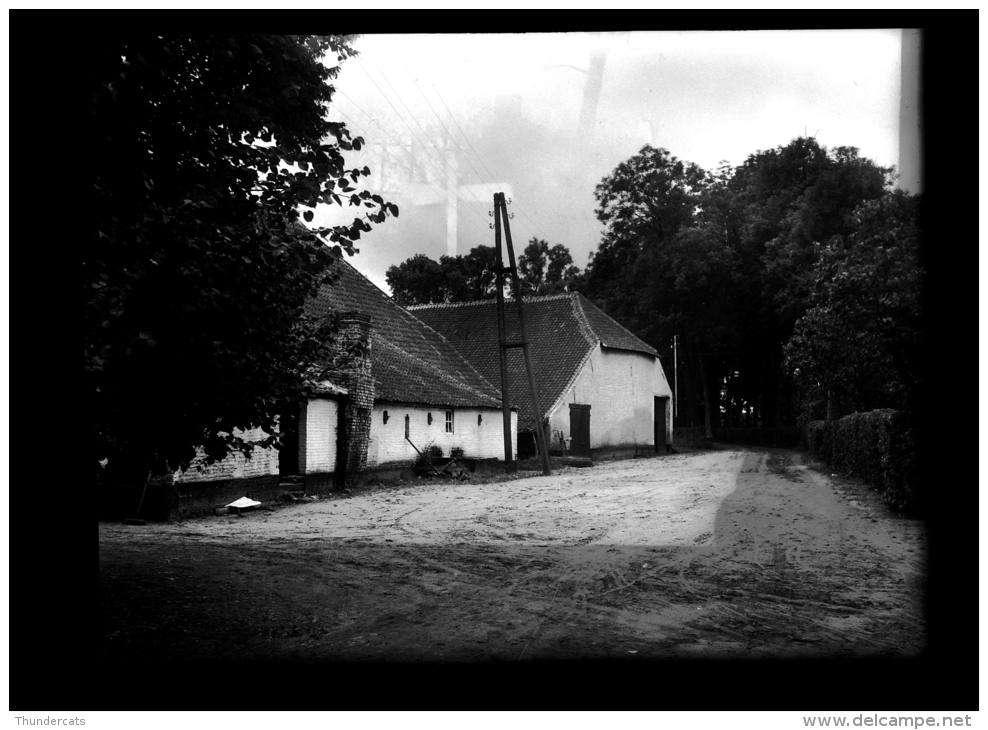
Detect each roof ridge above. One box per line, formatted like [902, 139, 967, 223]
[573, 292, 659, 356]
[407, 299, 494, 311]
[568, 292, 600, 348]
[409, 293, 574, 311]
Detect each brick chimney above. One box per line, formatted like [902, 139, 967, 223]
[336, 312, 374, 488]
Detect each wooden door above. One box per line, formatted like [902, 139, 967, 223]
[654, 396, 668, 453]
[279, 404, 300, 476]
[569, 404, 591, 457]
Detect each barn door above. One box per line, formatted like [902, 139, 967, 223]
[654, 396, 668, 453]
[569, 404, 591, 457]
[279, 404, 300, 476]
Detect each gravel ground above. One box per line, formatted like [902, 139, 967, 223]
[99, 446, 926, 669]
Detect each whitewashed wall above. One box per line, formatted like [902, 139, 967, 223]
[173, 426, 279, 484]
[547, 346, 672, 450]
[302, 398, 339, 474]
[367, 403, 517, 467]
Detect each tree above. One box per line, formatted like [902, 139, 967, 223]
[785, 190, 921, 421]
[386, 248, 498, 306]
[584, 145, 708, 332]
[582, 138, 904, 435]
[583, 145, 718, 431]
[441, 245, 500, 301]
[387, 241, 580, 305]
[385, 254, 447, 306]
[517, 238, 582, 295]
[86, 35, 397, 487]
[725, 138, 894, 426]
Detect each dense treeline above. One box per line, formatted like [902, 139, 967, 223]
[580, 138, 922, 434]
[385, 137, 922, 437]
[386, 237, 583, 306]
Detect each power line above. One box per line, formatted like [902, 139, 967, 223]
[329, 105, 494, 242]
[330, 92, 493, 233]
[366, 53, 555, 249]
[396, 56, 500, 202]
[429, 79, 501, 194]
[347, 56, 562, 254]
[394, 57, 560, 251]
[352, 57, 475, 210]
[424, 76, 559, 248]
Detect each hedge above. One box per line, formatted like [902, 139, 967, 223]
[805, 409, 919, 514]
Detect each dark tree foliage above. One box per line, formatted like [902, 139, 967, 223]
[440, 245, 500, 301]
[387, 241, 580, 305]
[517, 238, 582, 295]
[385, 254, 446, 306]
[786, 190, 922, 421]
[86, 35, 396, 484]
[584, 145, 708, 335]
[582, 137, 917, 434]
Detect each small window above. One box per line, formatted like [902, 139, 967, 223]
[445, 410, 454, 433]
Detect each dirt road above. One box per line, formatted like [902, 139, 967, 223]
[98, 447, 926, 665]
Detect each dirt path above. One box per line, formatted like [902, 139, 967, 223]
[98, 448, 926, 663]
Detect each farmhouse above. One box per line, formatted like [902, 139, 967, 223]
[293, 257, 517, 490]
[410, 293, 672, 459]
[164, 258, 517, 517]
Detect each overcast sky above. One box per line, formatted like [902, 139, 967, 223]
[310, 30, 903, 294]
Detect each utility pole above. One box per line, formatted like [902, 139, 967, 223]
[493, 192, 551, 476]
[494, 200, 514, 473]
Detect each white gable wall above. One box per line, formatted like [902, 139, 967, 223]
[547, 345, 673, 450]
[368, 404, 517, 468]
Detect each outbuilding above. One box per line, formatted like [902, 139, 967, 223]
[410, 293, 673, 459]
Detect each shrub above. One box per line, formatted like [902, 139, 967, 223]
[805, 409, 919, 514]
[450, 446, 465, 459]
[414, 442, 443, 476]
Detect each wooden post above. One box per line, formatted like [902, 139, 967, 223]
[494, 198, 515, 473]
[498, 193, 551, 476]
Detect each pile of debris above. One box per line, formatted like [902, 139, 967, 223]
[213, 491, 322, 517]
[215, 496, 264, 516]
[277, 490, 320, 504]
[441, 459, 470, 481]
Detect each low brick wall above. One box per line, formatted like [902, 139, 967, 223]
[173, 427, 278, 485]
[303, 471, 338, 493]
[176, 474, 282, 518]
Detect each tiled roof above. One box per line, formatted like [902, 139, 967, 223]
[409, 293, 658, 431]
[304, 258, 502, 409]
[571, 294, 659, 357]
